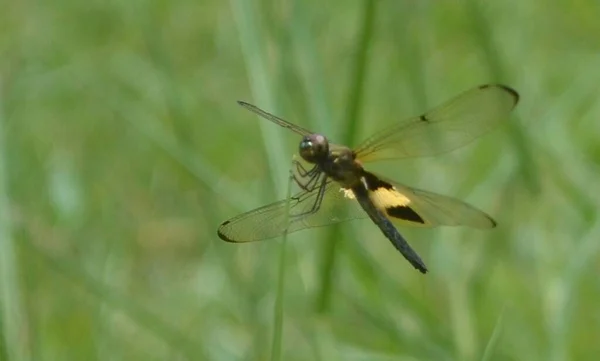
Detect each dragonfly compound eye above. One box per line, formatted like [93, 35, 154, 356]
[299, 134, 329, 163]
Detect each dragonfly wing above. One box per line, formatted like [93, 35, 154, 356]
[354, 84, 519, 162]
[358, 172, 496, 229]
[237, 101, 314, 136]
[391, 182, 496, 228]
[217, 180, 367, 243]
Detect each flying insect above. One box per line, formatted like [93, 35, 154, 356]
[217, 84, 519, 273]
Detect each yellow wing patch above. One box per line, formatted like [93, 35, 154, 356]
[367, 185, 411, 210]
[340, 181, 410, 207]
[340, 175, 427, 226]
[341, 172, 495, 228]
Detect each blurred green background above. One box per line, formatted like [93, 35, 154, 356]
[1, 0, 600, 360]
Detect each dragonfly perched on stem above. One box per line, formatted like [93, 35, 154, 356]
[218, 84, 519, 273]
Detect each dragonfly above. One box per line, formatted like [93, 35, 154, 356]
[217, 84, 519, 273]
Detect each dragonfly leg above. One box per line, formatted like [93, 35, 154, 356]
[304, 169, 322, 190]
[292, 171, 311, 191]
[293, 160, 321, 179]
[293, 160, 311, 177]
[297, 174, 328, 217]
[292, 162, 321, 192]
[293, 172, 321, 192]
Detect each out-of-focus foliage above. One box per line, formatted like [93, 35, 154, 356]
[1, 0, 599, 360]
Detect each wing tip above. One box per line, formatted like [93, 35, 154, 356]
[217, 221, 237, 243]
[474, 214, 497, 229]
[478, 83, 520, 106]
[217, 232, 235, 243]
[481, 210, 498, 228]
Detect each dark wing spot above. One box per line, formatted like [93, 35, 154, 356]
[218, 221, 236, 242]
[478, 84, 520, 105]
[387, 205, 425, 224]
[419, 114, 429, 122]
[362, 172, 394, 191]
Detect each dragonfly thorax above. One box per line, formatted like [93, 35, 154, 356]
[299, 134, 329, 163]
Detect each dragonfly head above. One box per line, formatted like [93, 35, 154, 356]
[299, 134, 329, 163]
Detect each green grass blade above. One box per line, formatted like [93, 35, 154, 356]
[465, 0, 539, 193]
[480, 306, 506, 361]
[230, 0, 288, 195]
[0, 76, 31, 361]
[317, 0, 377, 313]
[270, 163, 294, 361]
[340, 0, 377, 145]
[23, 240, 206, 359]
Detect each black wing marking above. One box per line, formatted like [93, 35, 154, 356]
[360, 172, 496, 228]
[354, 84, 519, 162]
[389, 182, 496, 228]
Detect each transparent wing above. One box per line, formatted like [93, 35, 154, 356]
[381, 179, 497, 229]
[237, 101, 314, 136]
[354, 84, 519, 162]
[217, 181, 367, 243]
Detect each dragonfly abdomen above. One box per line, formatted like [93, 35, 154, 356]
[350, 182, 428, 274]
